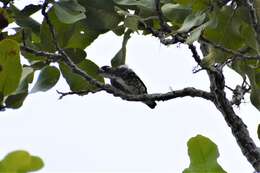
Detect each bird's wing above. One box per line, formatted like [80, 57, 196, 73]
[122, 71, 148, 94]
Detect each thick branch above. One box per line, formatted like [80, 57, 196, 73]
[208, 69, 260, 171]
[200, 37, 260, 171]
[200, 39, 260, 171]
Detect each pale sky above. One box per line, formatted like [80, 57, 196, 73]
[1, 1, 260, 173]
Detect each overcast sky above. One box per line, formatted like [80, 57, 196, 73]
[1, 1, 260, 173]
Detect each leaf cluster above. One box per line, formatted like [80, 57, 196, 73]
[0, 0, 258, 110]
[0, 0, 259, 172]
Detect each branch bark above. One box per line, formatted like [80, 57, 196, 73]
[198, 42, 260, 171]
[207, 69, 260, 171]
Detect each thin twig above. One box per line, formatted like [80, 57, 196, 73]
[41, 1, 108, 89]
[20, 45, 62, 62]
[200, 37, 260, 60]
[154, 0, 171, 32]
[57, 88, 102, 99]
[188, 44, 202, 64]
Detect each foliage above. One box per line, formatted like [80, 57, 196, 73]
[0, 0, 258, 110]
[0, 150, 44, 172]
[0, 0, 259, 172]
[184, 135, 226, 173]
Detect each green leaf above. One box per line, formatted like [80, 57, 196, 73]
[40, 8, 75, 52]
[77, 0, 123, 32]
[178, 12, 206, 33]
[113, 0, 155, 10]
[5, 92, 28, 109]
[83, 8, 123, 32]
[111, 30, 131, 67]
[0, 39, 22, 96]
[31, 66, 60, 93]
[250, 87, 260, 111]
[186, 27, 203, 44]
[0, 150, 31, 172]
[255, 68, 260, 88]
[186, 21, 211, 44]
[4, 66, 33, 109]
[65, 21, 100, 49]
[16, 17, 41, 35]
[240, 22, 259, 52]
[162, 3, 191, 26]
[0, 150, 44, 172]
[257, 124, 260, 140]
[124, 15, 140, 31]
[54, 0, 86, 24]
[28, 156, 44, 172]
[59, 59, 104, 92]
[20, 4, 42, 16]
[78, 0, 116, 11]
[183, 135, 227, 173]
[40, 8, 100, 51]
[204, 6, 244, 50]
[16, 67, 34, 93]
[230, 60, 247, 78]
[64, 48, 87, 64]
[176, 0, 210, 12]
[245, 65, 260, 111]
[185, 16, 214, 44]
[10, 5, 41, 36]
[29, 61, 49, 70]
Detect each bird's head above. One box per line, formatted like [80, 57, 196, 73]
[98, 65, 130, 78]
[98, 66, 114, 78]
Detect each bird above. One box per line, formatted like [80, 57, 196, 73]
[98, 65, 156, 109]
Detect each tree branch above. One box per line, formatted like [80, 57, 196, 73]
[207, 69, 260, 171]
[57, 88, 102, 99]
[197, 44, 260, 171]
[188, 44, 202, 64]
[41, 1, 111, 90]
[38, 1, 214, 106]
[245, 0, 260, 33]
[200, 37, 260, 61]
[57, 87, 214, 102]
[20, 45, 62, 62]
[154, 0, 171, 32]
[123, 87, 214, 102]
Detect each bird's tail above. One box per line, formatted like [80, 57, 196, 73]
[143, 101, 157, 109]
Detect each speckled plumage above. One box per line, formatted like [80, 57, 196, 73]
[99, 65, 156, 109]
